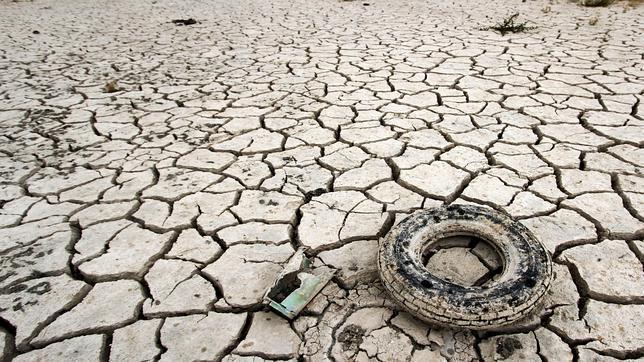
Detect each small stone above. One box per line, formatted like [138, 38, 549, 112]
[235, 311, 300, 359]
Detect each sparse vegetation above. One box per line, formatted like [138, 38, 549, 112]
[580, 0, 615, 6]
[104, 80, 119, 93]
[572, 0, 641, 8]
[482, 13, 535, 36]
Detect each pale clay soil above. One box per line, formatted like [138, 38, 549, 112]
[0, 0, 643, 360]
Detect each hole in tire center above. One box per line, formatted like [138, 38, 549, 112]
[422, 235, 503, 288]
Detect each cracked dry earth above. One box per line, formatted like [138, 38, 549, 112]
[0, 0, 643, 361]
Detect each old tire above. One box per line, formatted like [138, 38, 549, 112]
[378, 205, 552, 330]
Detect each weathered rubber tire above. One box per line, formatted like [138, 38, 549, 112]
[378, 205, 552, 330]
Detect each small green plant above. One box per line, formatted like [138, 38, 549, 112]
[483, 13, 535, 36]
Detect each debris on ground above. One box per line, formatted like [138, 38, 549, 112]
[264, 248, 335, 319]
[104, 79, 120, 93]
[337, 324, 366, 351]
[589, 16, 599, 24]
[378, 205, 553, 330]
[579, 0, 614, 6]
[171, 18, 197, 26]
[482, 13, 535, 35]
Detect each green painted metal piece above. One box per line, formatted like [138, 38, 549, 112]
[264, 248, 335, 319]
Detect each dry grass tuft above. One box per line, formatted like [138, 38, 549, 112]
[482, 13, 535, 36]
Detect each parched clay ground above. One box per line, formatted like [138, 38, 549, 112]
[0, 0, 643, 360]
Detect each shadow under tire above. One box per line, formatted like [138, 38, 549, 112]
[378, 205, 552, 330]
